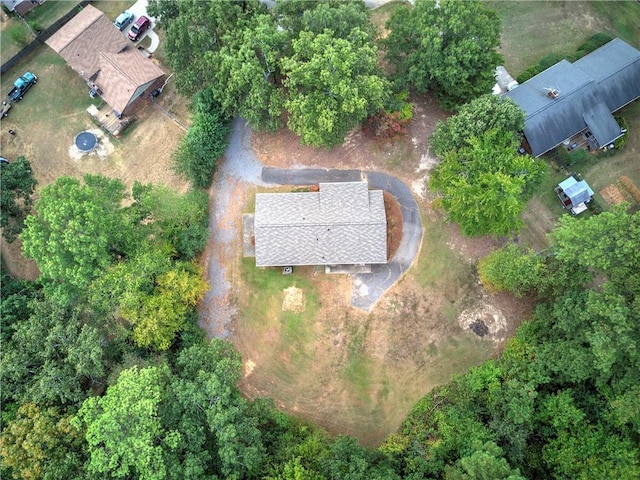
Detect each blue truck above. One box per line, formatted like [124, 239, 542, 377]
[7, 72, 37, 101]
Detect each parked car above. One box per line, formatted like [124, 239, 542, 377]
[128, 15, 150, 41]
[7, 72, 37, 102]
[114, 11, 134, 31]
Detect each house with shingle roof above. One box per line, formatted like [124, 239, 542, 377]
[45, 4, 164, 117]
[249, 181, 388, 268]
[503, 38, 640, 157]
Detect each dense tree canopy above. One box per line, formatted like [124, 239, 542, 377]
[282, 28, 388, 147]
[0, 403, 85, 480]
[430, 129, 545, 236]
[154, 0, 389, 147]
[150, 0, 263, 96]
[0, 156, 37, 242]
[385, 0, 502, 108]
[430, 95, 525, 158]
[21, 175, 131, 298]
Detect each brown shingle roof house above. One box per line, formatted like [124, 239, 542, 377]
[46, 4, 164, 116]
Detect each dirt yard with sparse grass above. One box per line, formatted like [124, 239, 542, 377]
[210, 92, 535, 446]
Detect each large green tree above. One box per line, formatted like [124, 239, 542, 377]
[384, 0, 502, 108]
[213, 14, 286, 131]
[430, 95, 525, 158]
[21, 175, 131, 297]
[75, 365, 174, 480]
[0, 297, 106, 407]
[152, 0, 263, 96]
[172, 89, 232, 189]
[282, 28, 388, 148]
[0, 156, 37, 242]
[430, 129, 545, 236]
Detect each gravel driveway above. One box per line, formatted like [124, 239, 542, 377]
[200, 119, 423, 339]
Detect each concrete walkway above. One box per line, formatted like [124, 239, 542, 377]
[262, 168, 423, 311]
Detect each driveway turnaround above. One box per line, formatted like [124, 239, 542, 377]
[262, 168, 423, 311]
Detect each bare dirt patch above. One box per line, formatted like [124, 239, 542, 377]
[282, 287, 306, 313]
[600, 184, 626, 206]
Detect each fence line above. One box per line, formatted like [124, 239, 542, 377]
[1, 0, 90, 75]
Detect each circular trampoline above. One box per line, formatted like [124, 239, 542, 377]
[74, 131, 97, 152]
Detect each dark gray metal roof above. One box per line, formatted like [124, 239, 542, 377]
[254, 181, 387, 267]
[504, 38, 640, 157]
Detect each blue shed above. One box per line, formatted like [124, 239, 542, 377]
[555, 176, 594, 215]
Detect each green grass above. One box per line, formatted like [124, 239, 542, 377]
[589, 1, 640, 49]
[531, 160, 570, 215]
[414, 213, 472, 289]
[92, 1, 132, 20]
[1, 18, 33, 60]
[1, 44, 102, 165]
[487, 1, 618, 76]
[24, 1, 77, 31]
[239, 258, 320, 358]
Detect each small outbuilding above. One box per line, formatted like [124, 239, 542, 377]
[555, 176, 594, 215]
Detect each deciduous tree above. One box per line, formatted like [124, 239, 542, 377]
[0, 156, 37, 242]
[430, 129, 545, 236]
[21, 175, 130, 297]
[75, 366, 174, 480]
[385, 0, 502, 108]
[430, 95, 525, 158]
[282, 28, 388, 148]
[213, 14, 286, 131]
[0, 403, 85, 480]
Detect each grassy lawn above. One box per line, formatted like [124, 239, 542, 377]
[589, 1, 640, 49]
[23, 1, 77, 31]
[486, 0, 639, 76]
[1, 45, 101, 164]
[1, 17, 33, 60]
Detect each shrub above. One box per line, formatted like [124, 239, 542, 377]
[613, 114, 629, 150]
[575, 32, 614, 58]
[172, 89, 232, 189]
[517, 34, 612, 82]
[8, 24, 29, 46]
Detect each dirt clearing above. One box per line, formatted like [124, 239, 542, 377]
[217, 93, 534, 446]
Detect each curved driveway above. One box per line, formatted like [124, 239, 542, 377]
[262, 168, 423, 311]
[200, 120, 423, 339]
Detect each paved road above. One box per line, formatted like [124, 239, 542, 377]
[262, 168, 423, 311]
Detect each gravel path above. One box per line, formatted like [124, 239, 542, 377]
[198, 119, 264, 339]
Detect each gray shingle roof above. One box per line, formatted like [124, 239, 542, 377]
[504, 38, 640, 157]
[254, 181, 387, 267]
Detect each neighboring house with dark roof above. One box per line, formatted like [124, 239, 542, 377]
[503, 38, 640, 157]
[251, 181, 388, 267]
[45, 4, 164, 117]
